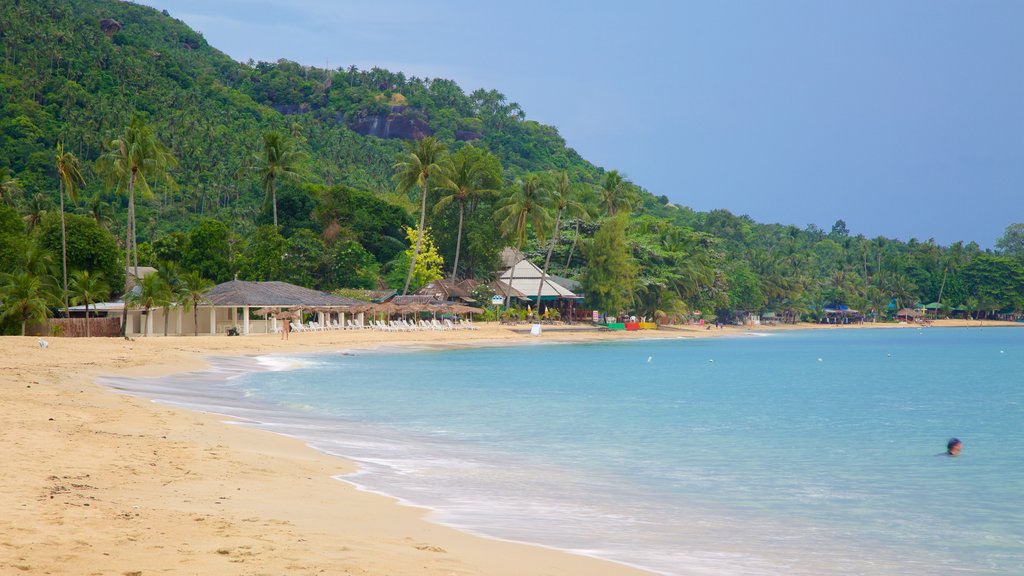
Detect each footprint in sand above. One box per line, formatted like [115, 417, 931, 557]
[414, 544, 447, 553]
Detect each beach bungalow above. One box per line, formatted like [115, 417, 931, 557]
[73, 280, 368, 336]
[497, 259, 582, 304]
[896, 308, 924, 322]
[414, 278, 475, 304]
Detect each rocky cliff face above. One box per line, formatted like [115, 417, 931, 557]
[348, 106, 432, 140]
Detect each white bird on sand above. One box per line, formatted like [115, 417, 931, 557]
[37, 339, 48, 349]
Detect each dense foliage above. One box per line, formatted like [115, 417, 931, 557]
[0, 0, 1021, 334]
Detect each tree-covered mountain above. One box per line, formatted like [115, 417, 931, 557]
[1, 0, 1022, 335]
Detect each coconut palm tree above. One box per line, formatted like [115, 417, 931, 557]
[157, 262, 183, 336]
[433, 145, 500, 281]
[494, 174, 552, 309]
[255, 130, 307, 228]
[55, 141, 85, 316]
[129, 273, 172, 337]
[22, 192, 50, 232]
[0, 166, 21, 205]
[535, 171, 582, 303]
[180, 270, 213, 336]
[96, 116, 176, 335]
[564, 185, 597, 271]
[69, 270, 110, 337]
[599, 170, 632, 217]
[0, 271, 53, 336]
[393, 136, 447, 294]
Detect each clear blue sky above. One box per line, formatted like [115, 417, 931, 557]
[139, 0, 1022, 248]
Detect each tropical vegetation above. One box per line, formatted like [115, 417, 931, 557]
[0, 0, 1022, 335]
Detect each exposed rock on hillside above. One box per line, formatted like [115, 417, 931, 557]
[348, 107, 432, 140]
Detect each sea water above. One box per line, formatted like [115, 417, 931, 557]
[105, 327, 1024, 575]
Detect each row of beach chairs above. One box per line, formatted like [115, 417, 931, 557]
[286, 319, 370, 333]
[370, 318, 479, 332]
[282, 318, 479, 333]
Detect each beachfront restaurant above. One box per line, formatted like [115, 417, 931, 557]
[496, 257, 582, 319]
[76, 280, 368, 336]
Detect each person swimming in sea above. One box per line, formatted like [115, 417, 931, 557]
[945, 437, 963, 456]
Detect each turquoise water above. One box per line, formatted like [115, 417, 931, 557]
[109, 327, 1024, 575]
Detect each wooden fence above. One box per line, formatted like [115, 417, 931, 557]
[46, 317, 122, 338]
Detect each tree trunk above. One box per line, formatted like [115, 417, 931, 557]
[402, 182, 429, 295]
[565, 219, 580, 270]
[85, 303, 91, 337]
[193, 301, 199, 337]
[504, 247, 519, 312]
[271, 176, 278, 227]
[450, 200, 464, 282]
[536, 208, 562, 304]
[121, 170, 137, 337]
[60, 178, 69, 316]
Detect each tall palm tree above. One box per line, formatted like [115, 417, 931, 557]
[0, 166, 21, 205]
[494, 174, 552, 309]
[393, 136, 447, 295]
[69, 270, 110, 337]
[96, 116, 176, 335]
[599, 169, 632, 217]
[535, 171, 582, 303]
[433, 146, 499, 281]
[255, 130, 307, 228]
[564, 185, 597, 271]
[0, 271, 53, 336]
[181, 270, 213, 336]
[55, 141, 85, 317]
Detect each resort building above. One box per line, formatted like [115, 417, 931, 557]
[68, 280, 367, 336]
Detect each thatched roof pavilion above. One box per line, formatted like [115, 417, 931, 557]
[200, 280, 367, 334]
[206, 280, 364, 308]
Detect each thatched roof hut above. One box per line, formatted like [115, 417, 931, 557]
[206, 280, 364, 308]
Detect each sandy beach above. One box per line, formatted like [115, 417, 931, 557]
[2, 319, 1016, 575]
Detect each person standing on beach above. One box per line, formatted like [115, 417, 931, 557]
[281, 318, 290, 340]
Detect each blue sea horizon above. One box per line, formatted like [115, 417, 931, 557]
[106, 327, 1024, 575]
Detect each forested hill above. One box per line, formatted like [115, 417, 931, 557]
[1, 0, 1022, 331]
[0, 0, 609, 224]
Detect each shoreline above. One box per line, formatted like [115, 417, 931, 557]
[2, 319, 1018, 575]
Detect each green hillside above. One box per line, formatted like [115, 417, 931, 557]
[1, 0, 1022, 334]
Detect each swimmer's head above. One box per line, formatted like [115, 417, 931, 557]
[947, 438, 962, 456]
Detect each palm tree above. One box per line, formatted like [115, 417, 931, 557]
[0, 166, 21, 205]
[393, 136, 447, 294]
[599, 170, 632, 217]
[96, 116, 176, 335]
[157, 263, 182, 336]
[22, 192, 49, 232]
[69, 270, 110, 337]
[129, 273, 171, 337]
[433, 146, 499, 281]
[535, 171, 582, 303]
[494, 174, 552, 309]
[180, 271, 213, 336]
[0, 271, 53, 336]
[55, 141, 85, 316]
[255, 131, 307, 228]
[564, 185, 597, 271]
